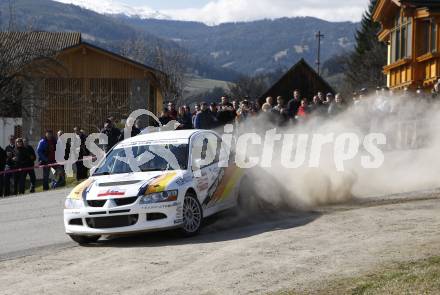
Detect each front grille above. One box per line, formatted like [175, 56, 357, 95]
[109, 209, 130, 214]
[98, 180, 141, 187]
[146, 213, 167, 221]
[114, 197, 138, 206]
[69, 218, 83, 226]
[87, 200, 107, 207]
[89, 211, 106, 215]
[86, 214, 139, 229]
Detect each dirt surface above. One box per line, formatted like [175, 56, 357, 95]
[1, 190, 440, 295]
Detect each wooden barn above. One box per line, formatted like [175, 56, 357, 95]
[0, 31, 164, 143]
[373, 0, 440, 90]
[258, 59, 335, 105]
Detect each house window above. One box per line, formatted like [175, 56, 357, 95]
[390, 14, 412, 63]
[421, 19, 437, 55]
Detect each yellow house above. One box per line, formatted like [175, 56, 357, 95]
[373, 0, 440, 90]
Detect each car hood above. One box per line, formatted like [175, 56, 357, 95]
[85, 171, 182, 201]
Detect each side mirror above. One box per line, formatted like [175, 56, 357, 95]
[192, 158, 203, 171]
[90, 166, 97, 176]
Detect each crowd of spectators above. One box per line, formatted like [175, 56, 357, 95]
[1, 82, 438, 197]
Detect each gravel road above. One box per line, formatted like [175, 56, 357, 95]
[1, 189, 440, 294]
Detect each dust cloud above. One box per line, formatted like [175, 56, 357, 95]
[229, 93, 440, 210]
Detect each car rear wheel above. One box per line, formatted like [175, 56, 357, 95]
[69, 235, 101, 245]
[179, 192, 203, 237]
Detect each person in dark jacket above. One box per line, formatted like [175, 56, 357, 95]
[4, 135, 18, 196]
[23, 138, 36, 193]
[167, 102, 178, 120]
[0, 146, 6, 197]
[217, 102, 236, 126]
[158, 109, 171, 127]
[101, 120, 121, 153]
[37, 130, 57, 191]
[177, 106, 193, 129]
[73, 127, 89, 181]
[309, 95, 327, 117]
[287, 89, 302, 119]
[119, 118, 141, 141]
[14, 138, 31, 194]
[194, 102, 215, 129]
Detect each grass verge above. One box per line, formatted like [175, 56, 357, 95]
[277, 256, 440, 295]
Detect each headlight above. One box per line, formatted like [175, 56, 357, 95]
[65, 198, 84, 209]
[139, 190, 178, 205]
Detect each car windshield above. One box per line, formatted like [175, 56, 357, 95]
[93, 143, 189, 175]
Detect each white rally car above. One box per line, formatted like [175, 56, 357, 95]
[64, 129, 244, 244]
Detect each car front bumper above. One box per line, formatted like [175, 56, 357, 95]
[64, 201, 183, 235]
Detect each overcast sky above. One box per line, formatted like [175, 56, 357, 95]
[126, 0, 370, 23]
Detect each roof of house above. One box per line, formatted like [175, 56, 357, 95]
[374, 0, 440, 22]
[259, 58, 335, 104]
[0, 31, 81, 59]
[0, 31, 163, 76]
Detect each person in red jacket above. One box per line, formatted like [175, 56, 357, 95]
[296, 99, 310, 122]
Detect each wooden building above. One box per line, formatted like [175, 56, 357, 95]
[0, 32, 164, 142]
[373, 0, 440, 90]
[259, 59, 335, 105]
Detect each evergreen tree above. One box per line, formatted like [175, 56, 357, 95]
[345, 0, 387, 90]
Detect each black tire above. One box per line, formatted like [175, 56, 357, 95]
[69, 235, 101, 245]
[179, 191, 203, 237]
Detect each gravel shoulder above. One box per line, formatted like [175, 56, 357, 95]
[1, 190, 440, 294]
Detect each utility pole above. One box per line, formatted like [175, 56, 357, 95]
[315, 31, 324, 76]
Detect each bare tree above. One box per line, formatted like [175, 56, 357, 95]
[229, 75, 269, 100]
[0, 1, 66, 119]
[120, 36, 189, 104]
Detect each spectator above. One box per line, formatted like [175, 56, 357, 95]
[192, 104, 200, 128]
[4, 135, 17, 196]
[272, 96, 289, 125]
[194, 102, 215, 129]
[14, 138, 31, 194]
[101, 120, 121, 153]
[119, 118, 141, 141]
[217, 101, 236, 126]
[54, 130, 67, 188]
[74, 127, 89, 181]
[287, 89, 302, 118]
[323, 93, 334, 105]
[210, 103, 218, 117]
[317, 92, 325, 103]
[432, 79, 440, 100]
[309, 95, 326, 117]
[262, 96, 274, 110]
[37, 130, 56, 191]
[328, 94, 346, 116]
[272, 96, 285, 112]
[236, 100, 253, 125]
[0, 145, 5, 197]
[232, 100, 239, 111]
[168, 102, 178, 120]
[296, 99, 310, 121]
[221, 96, 233, 108]
[177, 106, 193, 129]
[158, 109, 171, 126]
[23, 138, 36, 193]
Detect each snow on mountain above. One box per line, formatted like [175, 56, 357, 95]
[53, 0, 170, 20]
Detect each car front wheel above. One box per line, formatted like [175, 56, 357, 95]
[179, 192, 203, 237]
